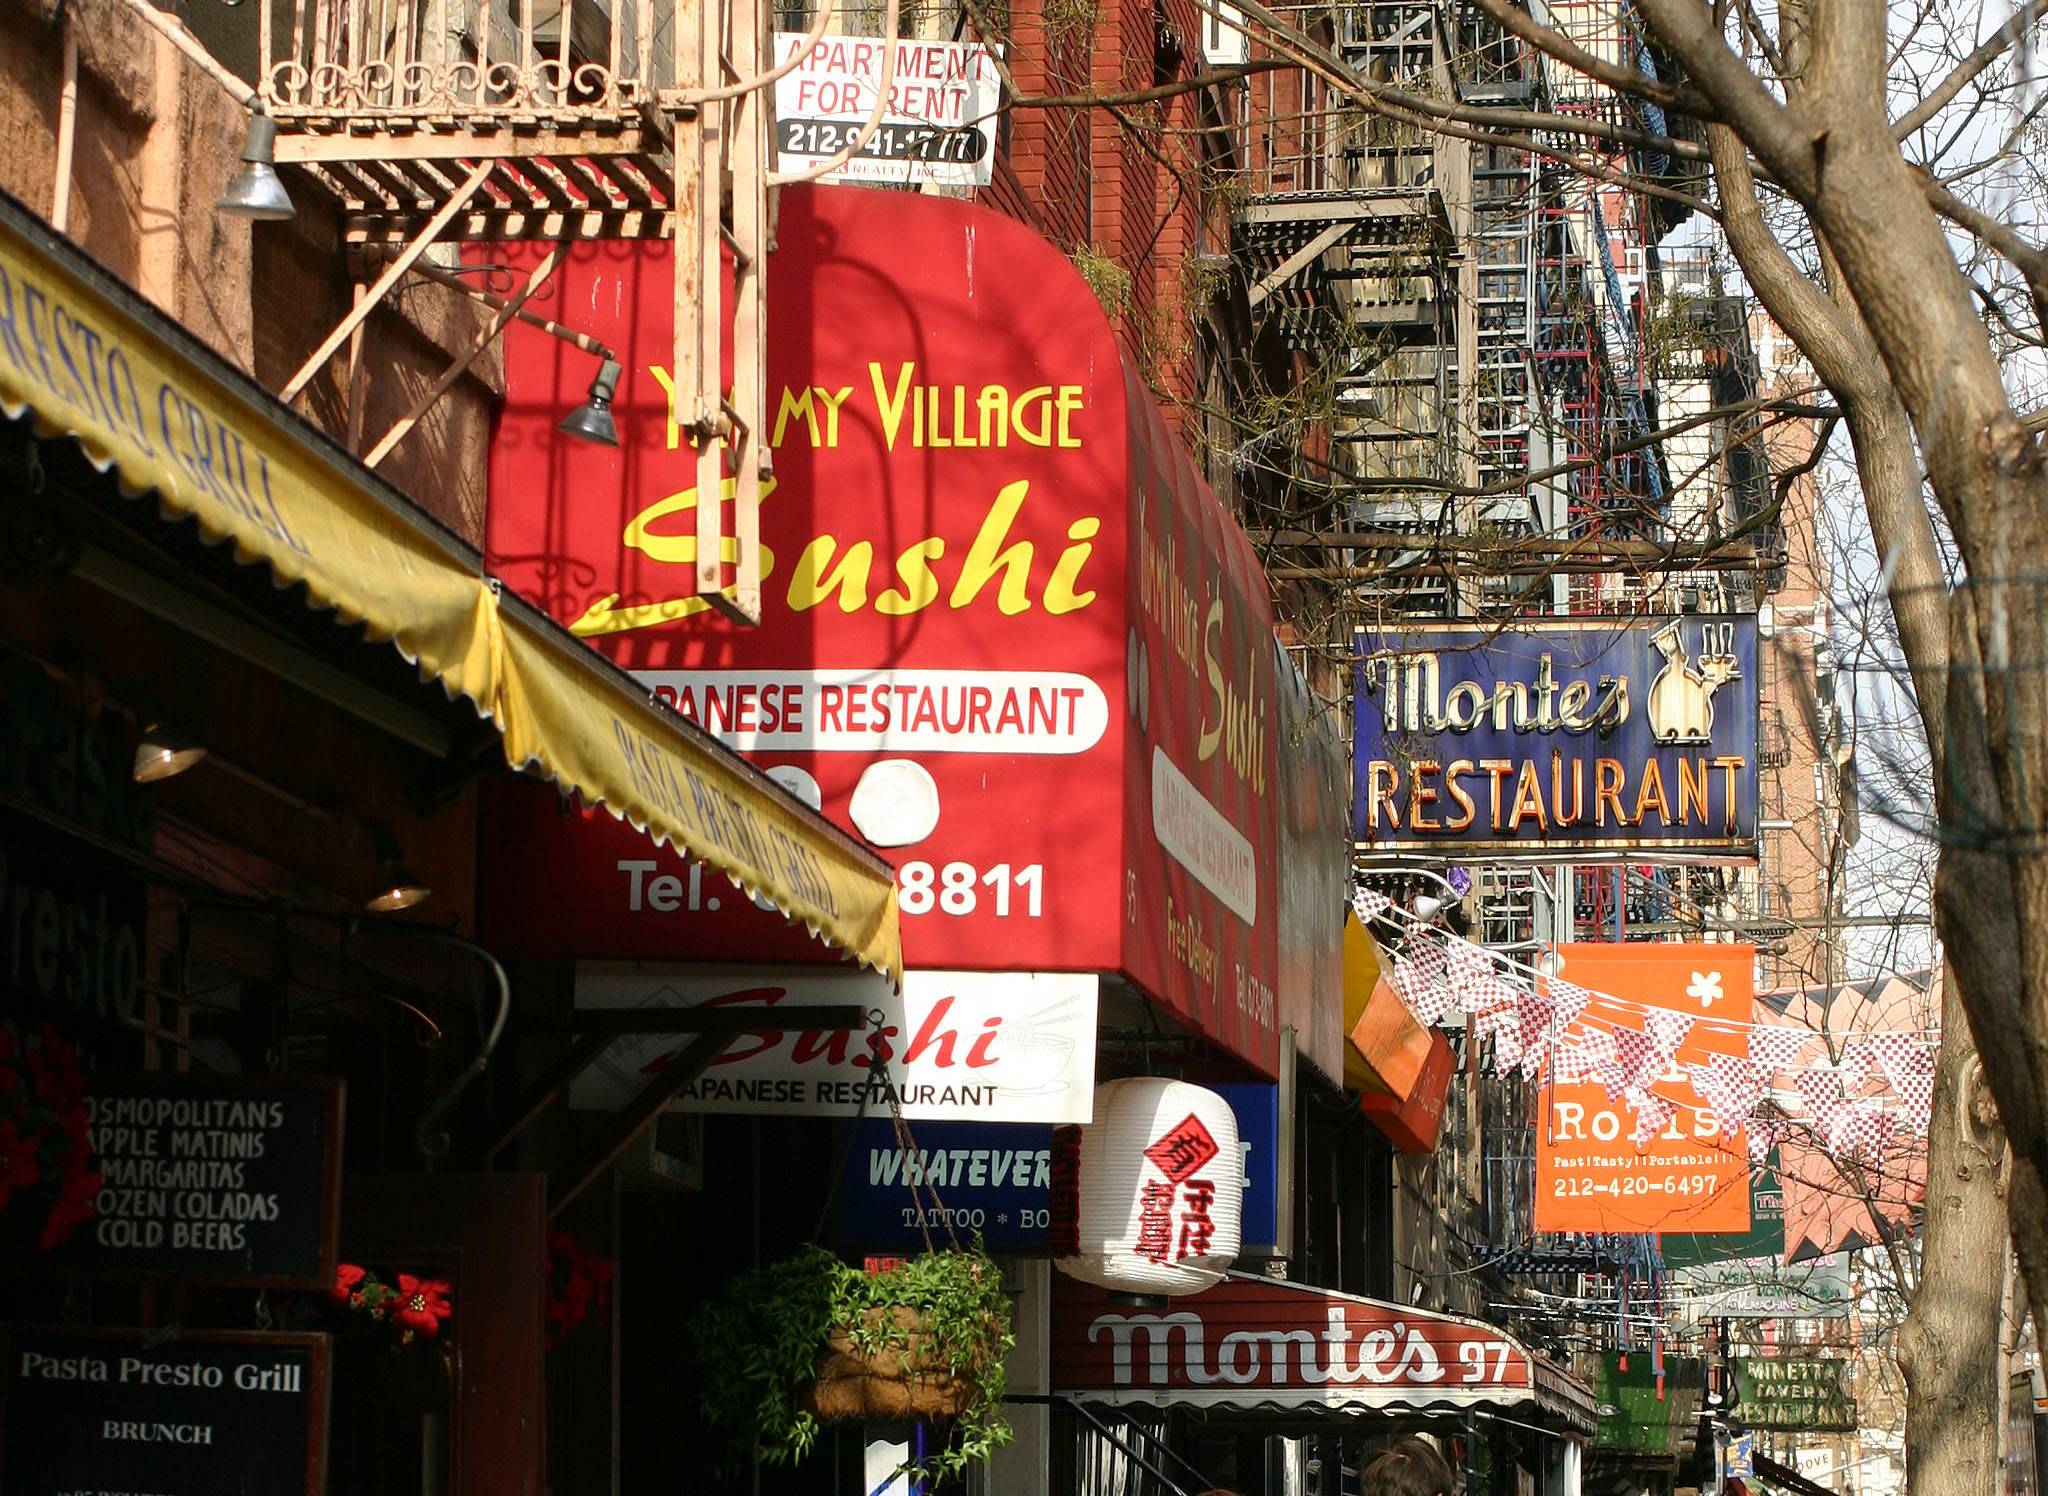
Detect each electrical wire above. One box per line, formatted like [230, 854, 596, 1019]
[682, 0, 838, 105]
[766, 0, 903, 187]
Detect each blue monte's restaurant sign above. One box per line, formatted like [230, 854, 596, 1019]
[1354, 617, 1759, 859]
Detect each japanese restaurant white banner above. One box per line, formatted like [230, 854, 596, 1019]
[573, 964, 1096, 1122]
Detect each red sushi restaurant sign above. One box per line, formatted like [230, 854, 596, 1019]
[483, 186, 1297, 1076]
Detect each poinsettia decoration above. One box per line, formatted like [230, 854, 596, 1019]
[331, 1262, 454, 1344]
[0, 1020, 100, 1249]
[546, 1231, 614, 1348]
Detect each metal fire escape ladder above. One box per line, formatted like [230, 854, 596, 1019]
[259, 0, 770, 620]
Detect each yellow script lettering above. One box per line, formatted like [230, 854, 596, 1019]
[949, 480, 1035, 614]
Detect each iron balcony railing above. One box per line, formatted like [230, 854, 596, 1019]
[260, 0, 678, 125]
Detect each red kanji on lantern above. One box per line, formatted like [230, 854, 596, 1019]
[1144, 1114, 1220, 1184]
[1135, 1180, 1175, 1263]
[1175, 1178, 1217, 1260]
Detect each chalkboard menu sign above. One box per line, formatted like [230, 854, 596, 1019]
[0, 1328, 329, 1495]
[38, 1075, 343, 1287]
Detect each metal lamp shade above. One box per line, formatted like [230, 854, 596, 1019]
[217, 115, 296, 221]
[559, 358, 623, 446]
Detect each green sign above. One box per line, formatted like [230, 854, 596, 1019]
[1661, 1151, 1786, 1267]
[1730, 1356, 1856, 1432]
[1593, 1354, 1704, 1458]
[1674, 1251, 1852, 1319]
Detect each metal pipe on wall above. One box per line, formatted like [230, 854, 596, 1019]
[52, 22, 77, 232]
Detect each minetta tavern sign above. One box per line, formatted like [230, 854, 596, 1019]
[1353, 617, 1759, 859]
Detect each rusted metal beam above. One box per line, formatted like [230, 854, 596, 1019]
[363, 247, 561, 468]
[407, 259, 616, 358]
[493, 1005, 869, 1164]
[279, 157, 494, 404]
[544, 1005, 868, 1217]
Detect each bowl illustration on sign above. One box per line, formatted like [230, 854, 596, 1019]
[767, 764, 824, 810]
[849, 759, 941, 847]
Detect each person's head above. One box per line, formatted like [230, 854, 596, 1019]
[1361, 1435, 1457, 1496]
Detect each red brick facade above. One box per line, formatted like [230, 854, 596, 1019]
[977, 0, 1226, 419]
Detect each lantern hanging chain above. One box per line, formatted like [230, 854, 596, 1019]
[884, 1080, 964, 1259]
[806, 1007, 892, 1249]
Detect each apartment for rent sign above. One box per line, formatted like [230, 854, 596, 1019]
[772, 34, 1001, 188]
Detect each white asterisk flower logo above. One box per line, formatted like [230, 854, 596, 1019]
[1687, 970, 1724, 1009]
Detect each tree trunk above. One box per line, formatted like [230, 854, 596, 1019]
[1897, 979, 2007, 1495]
[1643, 0, 2048, 1362]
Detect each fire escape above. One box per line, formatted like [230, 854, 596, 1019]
[1235, 0, 1456, 620]
[255, 0, 774, 619]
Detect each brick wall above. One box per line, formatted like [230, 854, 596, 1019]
[980, 0, 1228, 443]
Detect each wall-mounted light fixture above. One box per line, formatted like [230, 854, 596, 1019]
[217, 113, 297, 221]
[132, 723, 208, 783]
[558, 358, 622, 447]
[363, 819, 432, 912]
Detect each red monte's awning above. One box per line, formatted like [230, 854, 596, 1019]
[1054, 1275, 1596, 1433]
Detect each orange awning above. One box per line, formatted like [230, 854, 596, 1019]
[1343, 914, 1456, 1152]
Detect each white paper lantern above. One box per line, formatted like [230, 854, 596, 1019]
[1053, 1078, 1242, 1296]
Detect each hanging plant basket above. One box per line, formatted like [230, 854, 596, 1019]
[806, 1303, 1002, 1423]
[692, 1244, 1016, 1483]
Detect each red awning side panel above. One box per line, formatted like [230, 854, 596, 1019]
[1053, 1274, 1593, 1431]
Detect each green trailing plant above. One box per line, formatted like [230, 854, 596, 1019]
[1071, 247, 1133, 319]
[691, 1243, 1015, 1483]
[1041, 0, 1097, 47]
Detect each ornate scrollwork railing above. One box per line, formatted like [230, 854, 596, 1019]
[262, 0, 670, 126]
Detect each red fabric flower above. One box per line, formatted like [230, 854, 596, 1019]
[544, 1232, 615, 1347]
[39, 1170, 99, 1249]
[391, 1274, 453, 1339]
[332, 1263, 369, 1306]
[0, 1121, 46, 1213]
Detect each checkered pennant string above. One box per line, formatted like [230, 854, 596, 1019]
[1644, 1011, 1695, 1071]
[1833, 1039, 1872, 1091]
[1893, 1067, 1936, 1134]
[1687, 1052, 1765, 1137]
[1747, 1023, 1811, 1081]
[1352, 888, 1393, 924]
[1548, 979, 1593, 1033]
[1746, 1117, 1790, 1164]
[1446, 939, 1515, 1015]
[1491, 1001, 1528, 1074]
[1563, 1027, 1619, 1087]
[1794, 1069, 1858, 1153]
[1865, 1030, 1935, 1095]
[1390, 941, 1452, 1026]
[1630, 1092, 1679, 1150]
[1613, 1027, 1662, 1097]
[1516, 990, 1562, 1079]
[1846, 1103, 1898, 1160]
[1474, 1002, 1517, 1044]
[1554, 1030, 1602, 1084]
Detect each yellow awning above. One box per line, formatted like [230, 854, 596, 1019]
[0, 202, 900, 980]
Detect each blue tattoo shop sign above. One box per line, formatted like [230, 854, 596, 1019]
[1354, 617, 1759, 860]
[839, 1085, 1281, 1252]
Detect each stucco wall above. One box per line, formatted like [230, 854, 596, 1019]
[0, 0, 501, 544]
